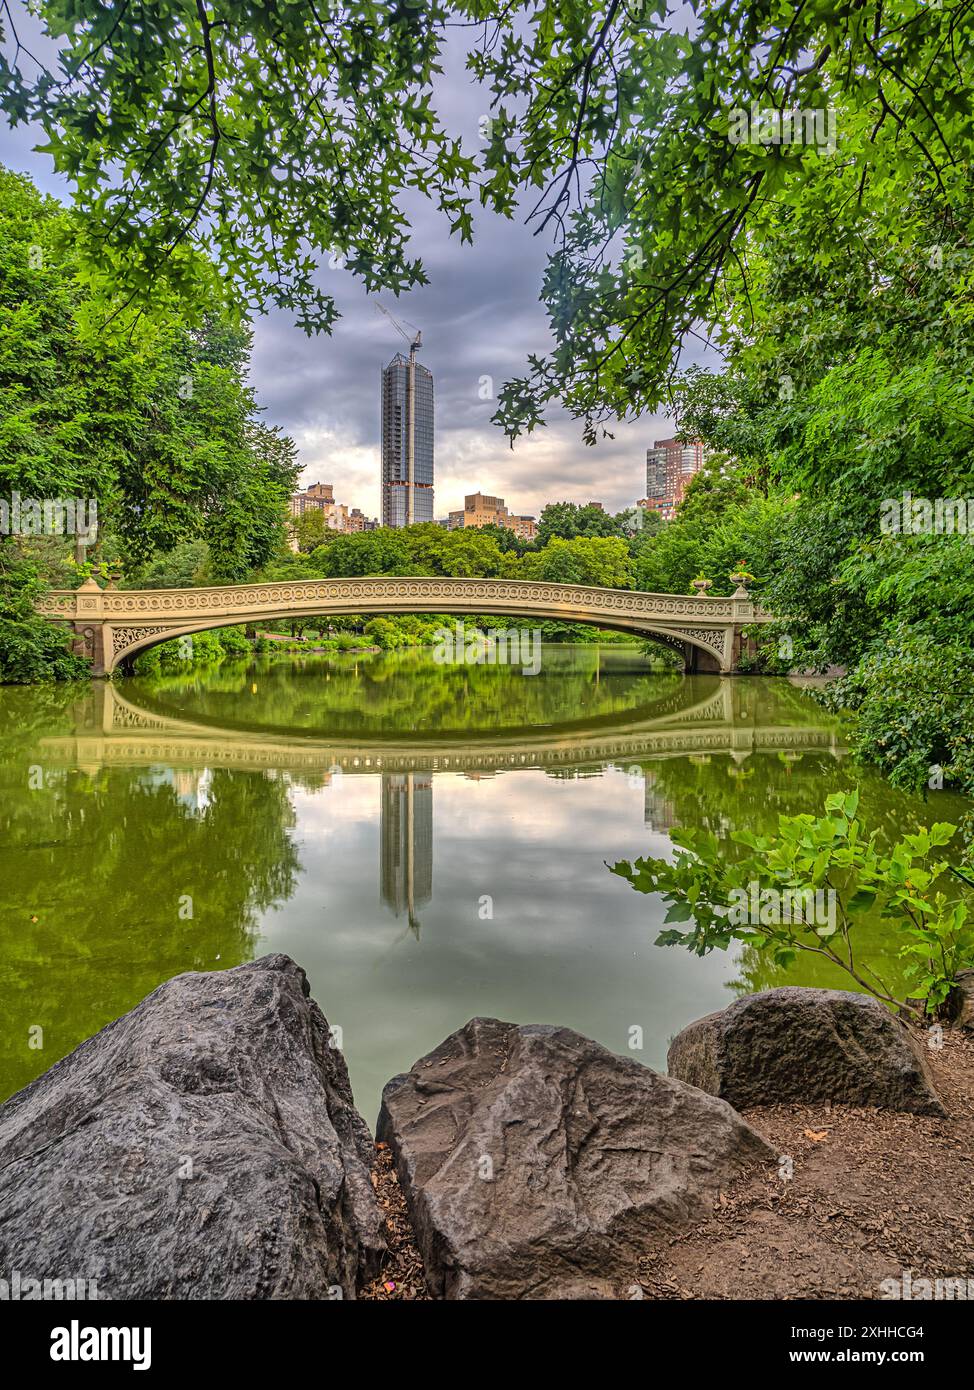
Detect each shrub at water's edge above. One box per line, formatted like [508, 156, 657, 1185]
[612, 789, 974, 1020]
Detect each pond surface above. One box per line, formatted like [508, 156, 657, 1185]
[0, 648, 966, 1124]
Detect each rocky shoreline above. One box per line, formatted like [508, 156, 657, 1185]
[0, 954, 969, 1301]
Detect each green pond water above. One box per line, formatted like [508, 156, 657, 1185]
[0, 647, 967, 1125]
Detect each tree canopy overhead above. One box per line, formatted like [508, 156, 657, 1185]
[475, 0, 974, 439]
[1, 0, 483, 335]
[3, 1, 971, 437]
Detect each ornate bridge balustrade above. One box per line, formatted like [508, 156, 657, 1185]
[36, 575, 773, 676]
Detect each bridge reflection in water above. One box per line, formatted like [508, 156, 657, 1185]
[41, 679, 846, 936]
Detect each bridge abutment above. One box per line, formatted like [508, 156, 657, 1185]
[685, 643, 723, 675]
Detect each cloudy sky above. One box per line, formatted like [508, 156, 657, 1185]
[1, 7, 712, 521]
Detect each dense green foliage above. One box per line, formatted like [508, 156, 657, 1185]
[132, 625, 253, 676]
[265, 520, 636, 590]
[625, 465, 974, 796]
[0, 168, 298, 571]
[0, 166, 299, 681]
[0, 1, 487, 335]
[590, 45, 974, 797]
[633, 180, 974, 788]
[4, 2, 968, 424]
[824, 634, 974, 798]
[476, 2, 974, 442]
[630, 470, 783, 598]
[123, 540, 211, 591]
[535, 501, 646, 546]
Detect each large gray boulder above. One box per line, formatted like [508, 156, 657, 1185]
[668, 987, 944, 1116]
[0, 955, 384, 1299]
[377, 1017, 773, 1300]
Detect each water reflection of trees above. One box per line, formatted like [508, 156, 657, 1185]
[127, 648, 688, 740]
[639, 751, 960, 854]
[0, 682, 90, 759]
[0, 756, 299, 1101]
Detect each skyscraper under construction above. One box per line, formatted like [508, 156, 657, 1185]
[381, 351, 434, 527]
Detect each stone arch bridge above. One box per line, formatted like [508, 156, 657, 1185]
[37, 575, 773, 676]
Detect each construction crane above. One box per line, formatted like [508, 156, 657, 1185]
[373, 298, 422, 359]
[373, 299, 423, 525]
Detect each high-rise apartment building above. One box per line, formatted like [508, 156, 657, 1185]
[381, 351, 434, 527]
[644, 438, 707, 520]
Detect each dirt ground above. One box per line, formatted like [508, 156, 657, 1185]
[361, 1141, 431, 1300]
[361, 1030, 974, 1301]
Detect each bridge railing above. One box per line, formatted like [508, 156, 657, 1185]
[37, 574, 769, 625]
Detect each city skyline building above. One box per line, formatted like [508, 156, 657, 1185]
[288, 481, 377, 536]
[290, 472, 654, 540]
[446, 491, 537, 540]
[288, 481, 334, 517]
[644, 437, 707, 520]
[381, 351, 434, 527]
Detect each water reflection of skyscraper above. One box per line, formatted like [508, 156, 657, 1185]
[643, 769, 678, 833]
[380, 772, 433, 936]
